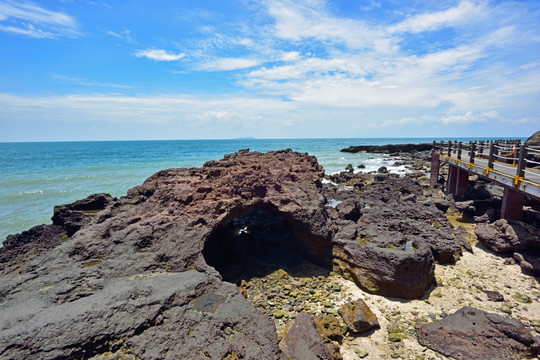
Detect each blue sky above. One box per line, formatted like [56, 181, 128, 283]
[0, 0, 539, 141]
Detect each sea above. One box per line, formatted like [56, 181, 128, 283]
[0, 137, 522, 243]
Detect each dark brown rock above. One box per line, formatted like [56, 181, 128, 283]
[338, 299, 379, 333]
[52, 193, 114, 236]
[475, 219, 540, 253]
[332, 239, 435, 299]
[341, 143, 433, 154]
[353, 176, 463, 263]
[417, 306, 537, 360]
[333, 199, 362, 222]
[283, 312, 333, 360]
[483, 289, 504, 302]
[0, 150, 331, 359]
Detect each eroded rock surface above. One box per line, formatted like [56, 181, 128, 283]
[0, 148, 476, 359]
[1, 149, 329, 359]
[417, 306, 537, 360]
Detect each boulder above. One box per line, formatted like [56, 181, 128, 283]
[334, 199, 361, 222]
[332, 239, 435, 299]
[338, 299, 379, 333]
[417, 306, 537, 360]
[475, 219, 540, 253]
[283, 313, 333, 360]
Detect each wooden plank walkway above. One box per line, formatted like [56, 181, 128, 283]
[434, 140, 540, 201]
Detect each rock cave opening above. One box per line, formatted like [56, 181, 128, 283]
[203, 208, 331, 285]
[203, 208, 349, 329]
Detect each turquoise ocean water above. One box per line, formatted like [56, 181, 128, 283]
[0, 138, 521, 243]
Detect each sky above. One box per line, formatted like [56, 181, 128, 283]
[0, 0, 539, 141]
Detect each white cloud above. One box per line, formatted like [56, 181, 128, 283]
[388, 1, 485, 34]
[264, 0, 391, 51]
[133, 49, 185, 62]
[441, 111, 500, 124]
[281, 51, 301, 62]
[0, 92, 295, 125]
[198, 57, 260, 71]
[377, 117, 424, 128]
[0, 0, 78, 38]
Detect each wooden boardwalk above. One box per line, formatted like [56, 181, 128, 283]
[433, 140, 540, 203]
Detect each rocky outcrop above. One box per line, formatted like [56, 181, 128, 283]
[325, 170, 467, 298]
[341, 143, 432, 154]
[0, 147, 478, 358]
[417, 306, 538, 359]
[0, 149, 329, 359]
[475, 219, 540, 253]
[329, 175, 464, 264]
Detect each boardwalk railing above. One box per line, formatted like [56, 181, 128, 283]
[432, 139, 540, 200]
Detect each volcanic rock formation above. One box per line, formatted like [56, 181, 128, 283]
[0, 149, 471, 358]
[0, 149, 330, 359]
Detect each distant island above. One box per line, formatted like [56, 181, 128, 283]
[233, 136, 256, 140]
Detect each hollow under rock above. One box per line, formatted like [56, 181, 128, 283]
[203, 209, 330, 284]
[203, 209, 350, 333]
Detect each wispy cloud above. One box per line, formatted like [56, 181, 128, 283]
[388, 1, 486, 34]
[107, 29, 135, 44]
[51, 74, 133, 89]
[198, 57, 261, 71]
[0, 0, 78, 38]
[133, 49, 185, 62]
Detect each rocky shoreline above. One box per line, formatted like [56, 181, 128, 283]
[0, 146, 539, 359]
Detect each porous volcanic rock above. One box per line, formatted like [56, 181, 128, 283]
[341, 175, 464, 264]
[0, 149, 332, 359]
[417, 306, 537, 360]
[475, 218, 540, 253]
[325, 170, 466, 298]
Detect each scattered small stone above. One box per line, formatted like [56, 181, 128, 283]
[355, 350, 368, 358]
[484, 290, 504, 302]
[512, 294, 532, 304]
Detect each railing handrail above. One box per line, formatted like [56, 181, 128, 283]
[433, 138, 540, 188]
